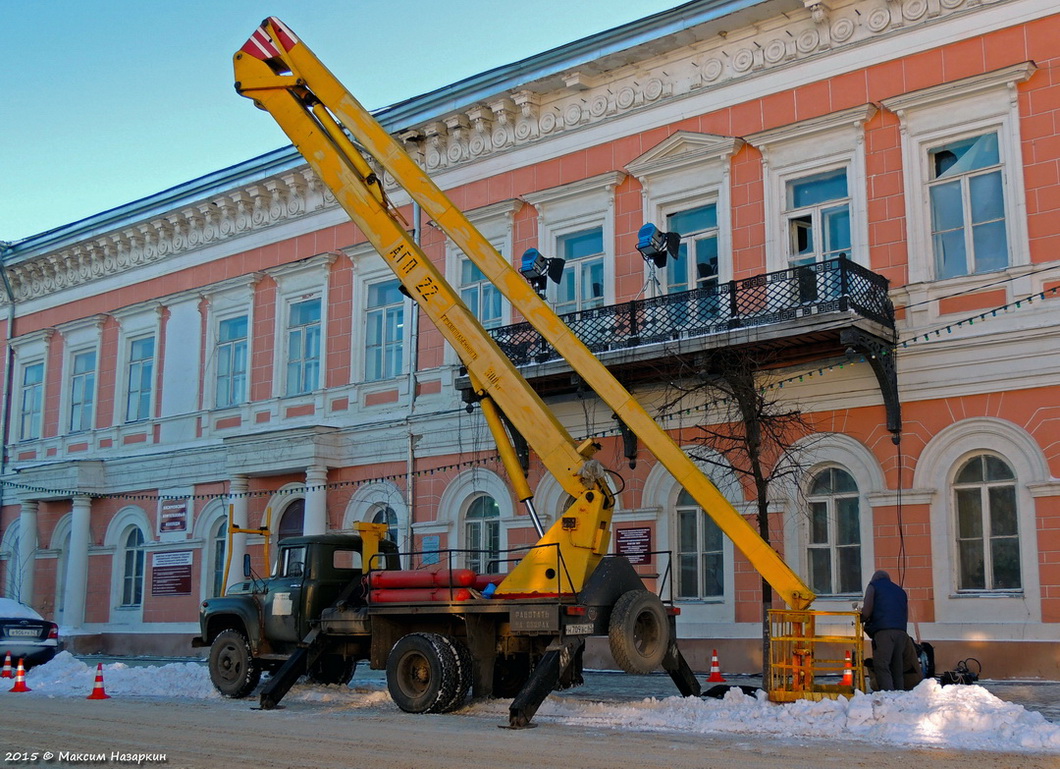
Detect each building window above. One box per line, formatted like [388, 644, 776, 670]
[211, 518, 227, 598]
[676, 490, 723, 599]
[555, 227, 605, 315]
[68, 351, 96, 433]
[18, 362, 44, 441]
[286, 299, 321, 395]
[372, 506, 399, 546]
[365, 280, 404, 381]
[120, 528, 145, 607]
[665, 205, 719, 294]
[278, 500, 305, 543]
[465, 495, 500, 574]
[929, 133, 1008, 279]
[460, 258, 503, 329]
[805, 467, 862, 595]
[954, 454, 1020, 591]
[215, 316, 248, 408]
[125, 337, 154, 422]
[786, 168, 851, 267]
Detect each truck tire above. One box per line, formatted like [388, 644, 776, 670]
[308, 654, 356, 686]
[435, 636, 472, 712]
[208, 629, 261, 698]
[386, 633, 461, 714]
[608, 590, 670, 675]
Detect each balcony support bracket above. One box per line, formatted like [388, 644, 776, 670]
[841, 328, 901, 439]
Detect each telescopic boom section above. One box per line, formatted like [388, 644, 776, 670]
[234, 18, 815, 609]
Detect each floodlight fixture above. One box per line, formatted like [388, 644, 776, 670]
[636, 223, 680, 268]
[520, 248, 565, 295]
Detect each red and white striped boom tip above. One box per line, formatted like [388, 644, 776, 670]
[241, 17, 299, 60]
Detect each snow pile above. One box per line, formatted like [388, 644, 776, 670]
[22, 652, 1060, 753]
[0, 597, 45, 620]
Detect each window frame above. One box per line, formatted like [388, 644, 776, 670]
[214, 314, 249, 409]
[67, 348, 97, 434]
[124, 335, 156, 423]
[120, 527, 146, 608]
[881, 62, 1034, 284]
[18, 360, 45, 442]
[952, 453, 1021, 593]
[804, 465, 863, 597]
[464, 494, 501, 575]
[363, 278, 406, 382]
[284, 297, 322, 396]
[675, 489, 725, 600]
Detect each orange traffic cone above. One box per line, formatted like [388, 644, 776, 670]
[707, 649, 726, 683]
[86, 662, 110, 700]
[1, 652, 12, 679]
[9, 659, 30, 693]
[841, 650, 854, 686]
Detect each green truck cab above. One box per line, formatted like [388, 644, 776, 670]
[193, 533, 399, 697]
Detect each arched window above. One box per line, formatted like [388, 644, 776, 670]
[954, 454, 1020, 591]
[676, 490, 724, 599]
[210, 518, 227, 597]
[120, 528, 145, 607]
[277, 499, 305, 542]
[372, 506, 399, 545]
[805, 466, 862, 595]
[465, 495, 500, 574]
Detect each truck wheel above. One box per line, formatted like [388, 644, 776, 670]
[386, 633, 460, 714]
[436, 636, 472, 712]
[608, 590, 670, 675]
[209, 629, 261, 698]
[308, 655, 356, 686]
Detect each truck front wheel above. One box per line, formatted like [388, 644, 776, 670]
[386, 633, 460, 714]
[209, 628, 261, 698]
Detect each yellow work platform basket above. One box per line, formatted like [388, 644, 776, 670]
[766, 609, 866, 702]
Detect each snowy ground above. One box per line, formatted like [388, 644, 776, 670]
[15, 652, 1060, 754]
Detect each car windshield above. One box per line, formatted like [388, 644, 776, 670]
[0, 598, 43, 620]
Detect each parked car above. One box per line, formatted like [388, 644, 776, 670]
[0, 598, 60, 669]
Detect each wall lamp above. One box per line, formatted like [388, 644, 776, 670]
[520, 248, 565, 295]
[636, 223, 680, 268]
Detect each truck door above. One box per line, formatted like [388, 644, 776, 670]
[262, 545, 307, 644]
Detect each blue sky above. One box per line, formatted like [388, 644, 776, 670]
[4, 1, 683, 242]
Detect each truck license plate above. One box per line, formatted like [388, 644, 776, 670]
[565, 623, 594, 635]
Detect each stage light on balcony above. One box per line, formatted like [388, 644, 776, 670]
[520, 248, 565, 294]
[636, 223, 680, 268]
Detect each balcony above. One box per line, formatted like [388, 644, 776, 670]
[483, 258, 900, 430]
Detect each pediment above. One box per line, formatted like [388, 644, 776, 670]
[625, 131, 743, 179]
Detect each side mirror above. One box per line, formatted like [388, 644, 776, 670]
[243, 553, 252, 578]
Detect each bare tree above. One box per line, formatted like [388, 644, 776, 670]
[661, 348, 817, 684]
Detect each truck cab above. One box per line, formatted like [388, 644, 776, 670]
[195, 532, 399, 697]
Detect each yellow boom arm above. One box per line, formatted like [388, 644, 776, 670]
[234, 18, 814, 609]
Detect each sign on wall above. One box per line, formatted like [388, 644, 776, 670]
[151, 550, 193, 596]
[615, 527, 652, 565]
[159, 499, 188, 533]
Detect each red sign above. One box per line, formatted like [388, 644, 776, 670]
[616, 527, 652, 565]
[151, 551, 193, 596]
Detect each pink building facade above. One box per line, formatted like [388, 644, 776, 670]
[2, 0, 1059, 677]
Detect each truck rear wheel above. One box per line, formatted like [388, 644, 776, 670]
[386, 633, 460, 714]
[209, 628, 261, 698]
[608, 590, 670, 675]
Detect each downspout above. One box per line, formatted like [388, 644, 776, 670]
[405, 202, 422, 567]
[0, 242, 16, 490]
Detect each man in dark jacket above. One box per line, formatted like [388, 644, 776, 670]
[861, 569, 914, 691]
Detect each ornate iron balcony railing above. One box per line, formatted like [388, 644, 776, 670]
[490, 257, 894, 365]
